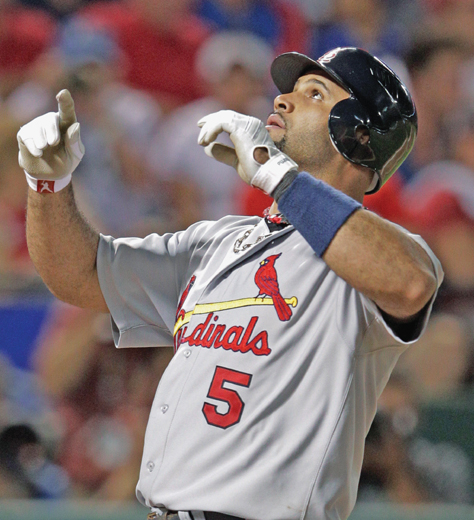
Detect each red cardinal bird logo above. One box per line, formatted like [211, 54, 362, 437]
[254, 254, 292, 321]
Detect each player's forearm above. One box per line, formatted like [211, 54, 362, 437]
[27, 184, 108, 311]
[323, 209, 437, 319]
[274, 172, 437, 319]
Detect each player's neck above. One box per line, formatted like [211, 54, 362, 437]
[301, 156, 369, 202]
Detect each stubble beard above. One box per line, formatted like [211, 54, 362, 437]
[273, 124, 333, 174]
[274, 135, 287, 153]
[273, 131, 322, 172]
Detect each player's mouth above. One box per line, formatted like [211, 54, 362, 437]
[266, 113, 286, 131]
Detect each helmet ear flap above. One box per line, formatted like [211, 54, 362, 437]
[328, 97, 376, 166]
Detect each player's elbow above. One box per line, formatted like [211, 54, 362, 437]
[397, 267, 437, 318]
[42, 270, 109, 313]
[376, 267, 437, 320]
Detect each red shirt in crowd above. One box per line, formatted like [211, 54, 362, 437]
[0, 6, 56, 76]
[79, 1, 211, 110]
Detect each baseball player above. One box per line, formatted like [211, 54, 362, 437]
[18, 47, 442, 520]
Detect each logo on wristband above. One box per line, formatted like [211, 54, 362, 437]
[37, 180, 55, 193]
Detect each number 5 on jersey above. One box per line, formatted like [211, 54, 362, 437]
[203, 366, 252, 429]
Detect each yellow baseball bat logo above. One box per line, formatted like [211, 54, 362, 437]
[174, 296, 298, 336]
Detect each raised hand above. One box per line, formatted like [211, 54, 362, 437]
[18, 89, 85, 192]
[197, 110, 298, 195]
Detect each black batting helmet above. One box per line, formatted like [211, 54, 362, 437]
[270, 47, 417, 193]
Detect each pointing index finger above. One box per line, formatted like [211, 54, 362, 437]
[56, 89, 77, 133]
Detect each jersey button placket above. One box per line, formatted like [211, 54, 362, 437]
[145, 336, 201, 492]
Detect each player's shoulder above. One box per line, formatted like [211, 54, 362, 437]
[183, 214, 261, 244]
[102, 215, 260, 251]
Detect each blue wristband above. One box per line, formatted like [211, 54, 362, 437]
[278, 172, 361, 256]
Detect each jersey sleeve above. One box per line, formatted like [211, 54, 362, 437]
[359, 227, 444, 349]
[96, 221, 216, 348]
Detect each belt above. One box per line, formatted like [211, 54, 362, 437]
[147, 512, 245, 520]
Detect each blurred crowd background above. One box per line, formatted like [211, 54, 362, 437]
[1, 0, 474, 509]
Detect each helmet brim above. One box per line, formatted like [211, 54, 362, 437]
[271, 52, 349, 95]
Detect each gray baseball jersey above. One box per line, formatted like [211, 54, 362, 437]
[97, 214, 443, 520]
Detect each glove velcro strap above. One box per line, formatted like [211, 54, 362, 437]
[25, 172, 72, 193]
[278, 172, 362, 256]
[251, 152, 299, 195]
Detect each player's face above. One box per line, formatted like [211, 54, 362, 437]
[266, 71, 350, 173]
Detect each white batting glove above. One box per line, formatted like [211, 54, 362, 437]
[17, 89, 85, 193]
[197, 110, 298, 195]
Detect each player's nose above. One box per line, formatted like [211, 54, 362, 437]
[274, 93, 295, 113]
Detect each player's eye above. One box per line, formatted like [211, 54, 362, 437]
[311, 89, 322, 100]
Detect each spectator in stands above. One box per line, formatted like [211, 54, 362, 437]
[195, 0, 309, 55]
[0, 0, 56, 103]
[0, 112, 43, 294]
[77, 0, 211, 110]
[399, 109, 474, 308]
[0, 352, 52, 428]
[4, 48, 64, 124]
[310, 0, 410, 63]
[0, 424, 69, 499]
[147, 31, 274, 224]
[0, 350, 66, 498]
[360, 368, 473, 503]
[53, 19, 167, 236]
[403, 38, 468, 181]
[284, 0, 331, 27]
[398, 313, 474, 399]
[422, 0, 474, 49]
[33, 302, 173, 498]
[359, 409, 429, 504]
